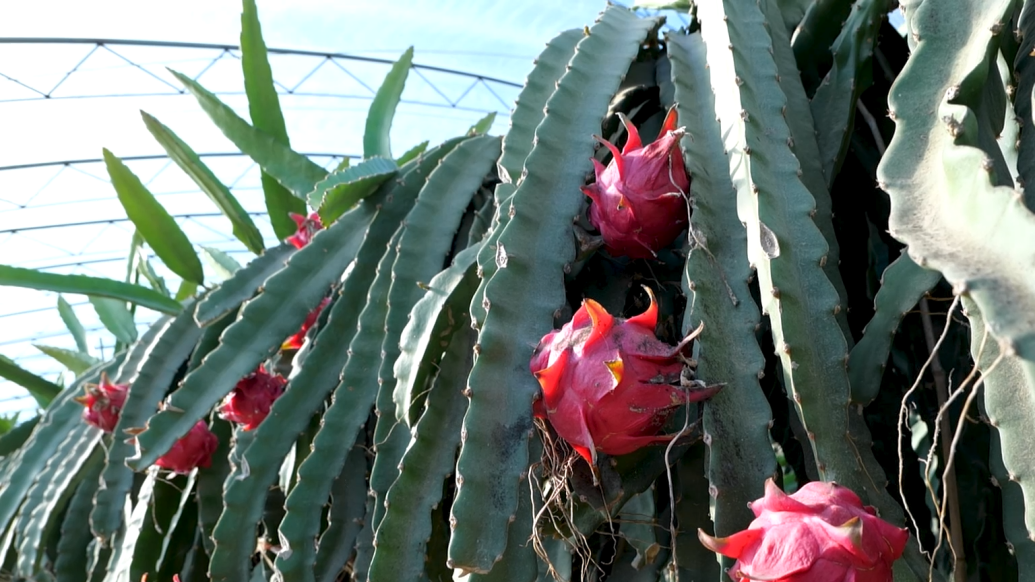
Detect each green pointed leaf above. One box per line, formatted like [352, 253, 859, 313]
[0, 265, 181, 314]
[32, 345, 100, 375]
[175, 280, 198, 302]
[57, 296, 89, 354]
[467, 112, 496, 136]
[364, 47, 414, 159]
[170, 69, 328, 201]
[136, 251, 171, 297]
[141, 112, 266, 254]
[126, 230, 144, 284]
[240, 0, 307, 238]
[396, 141, 428, 165]
[311, 157, 398, 223]
[200, 246, 243, 281]
[103, 149, 204, 284]
[89, 296, 137, 344]
[0, 356, 61, 407]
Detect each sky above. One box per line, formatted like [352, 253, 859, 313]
[0, 2, 907, 418]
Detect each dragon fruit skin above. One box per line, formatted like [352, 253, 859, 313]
[529, 288, 720, 465]
[581, 108, 690, 259]
[218, 366, 287, 430]
[154, 421, 219, 475]
[285, 212, 323, 249]
[282, 296, 331, 350]
[74, 373, 129, 433]
[698, 479, 909, 582]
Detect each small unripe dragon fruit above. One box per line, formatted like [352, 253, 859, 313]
[218, 366, 287, 430]
[698, 478, 909, 582]
[74, 373, 129, 433]
[581, 108, 690, 259]
[282, 296, 331, 350]
[285, 212, 323, 249]
[154, 420, 219, 475]
[529, 287, 720, 465]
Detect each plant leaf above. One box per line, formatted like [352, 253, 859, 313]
[57, 296, 89, 354]
[240, 0, 307, 238]
[396, 141, 428, 165]
[89, 296, 138, 344]
[175, 280, 198, 302]
[467, 112, 497, 136]
[136, 251, 171, 297]
[32, 345, 100, 375]
[364, 47, 414, 159]
[199, 246, 243, 281]
[141, 112, 266, 254]
[311, 157, 398, 223]
[103, 149, 204, 285]
[170, 70, 328, 201]
[0, 265, 182, 314]
[0, 355, 62, 407]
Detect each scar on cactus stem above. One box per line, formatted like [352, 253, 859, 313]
[581, 106, 691, 260]
[218, 365, 287, 430]
[74, 372, 129, 433]
[285, 211, 323, 249]
[529, 286, 721, 469]
[699, 478, 909, 582]
[154, 420, 219, 475]
[282, 296, 332, 351]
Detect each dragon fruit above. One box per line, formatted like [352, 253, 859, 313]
[154, 421, 219, 475]
[282, 296, 331, 350]
[698, 478, 909, 582]
[285, 212, 323, 249]
[74, 373, 129, 433]
[218, 365, 287, 430]
[529, 287, 720, 465]
[581, 107, 690, 259]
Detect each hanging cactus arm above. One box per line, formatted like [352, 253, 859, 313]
[497, 28, 582, 184]
[210, 141, 462, 582]
[128, 206, 374, 471]
[808, 0, 884, 188]
[269, 231, 401, 582]
[313, 444, 369, 582]
[367, 328, 473, 581]
[394, 243, 482, 426]
[91, 307, 203, 539]
[848, 253, 942, 405]
[449, 7, 660, 574]
[966, 296, 1035, 568]
[878, 0, 1035, 360]
[667, 29, 778, 552]
[194, 244, 295, 326]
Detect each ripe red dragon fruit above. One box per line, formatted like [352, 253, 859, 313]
[285, 212, 323, 249]
[282, 296, 331, 350]
[529, 288, 720, 465]
[74, 373, 129, 433]
[218, 365, 287, 430]
[154, 420, 219, 475]
[698, 478, 909, 582]
[581, 107, 690, 259]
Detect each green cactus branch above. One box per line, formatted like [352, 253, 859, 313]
[449, 8, 659, 574]
[667, 28, 778, 554]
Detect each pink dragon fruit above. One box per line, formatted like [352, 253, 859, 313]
[285, 212, 323, 249]
[698, 478, 909, 582]
[154, 421, 219, 475]
[282, 296, 331, 350]
[529, 288, 720, 465]
[218, 365, 287, 430]
[74, 373, 129, 433]
[581, 108, 690, 259]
